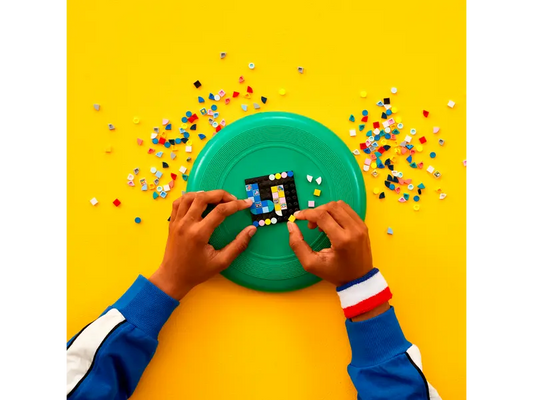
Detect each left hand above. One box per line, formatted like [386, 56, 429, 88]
[150, 190, 256, 300]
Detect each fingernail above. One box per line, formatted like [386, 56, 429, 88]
[248, 226, 257, 237]
[244, 198, 253, 205]
[230, 194, 238, 200]
[294, 211, 301, 216]
[287, 222, 294, 232]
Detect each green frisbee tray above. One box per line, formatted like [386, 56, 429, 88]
[187, 112, 366, 292]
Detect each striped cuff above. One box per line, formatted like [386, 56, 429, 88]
[336, 268, 392, 319]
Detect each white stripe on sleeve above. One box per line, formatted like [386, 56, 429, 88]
[406, 345, 443, 400]
[66, 308, 126, 395]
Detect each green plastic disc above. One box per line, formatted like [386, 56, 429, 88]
[187, 112, 366, 292]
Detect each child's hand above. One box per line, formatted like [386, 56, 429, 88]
[287, 201, 373, 287]
[150, 190, 256, 300]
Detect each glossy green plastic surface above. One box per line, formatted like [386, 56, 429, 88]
[187, 112, 366, 292]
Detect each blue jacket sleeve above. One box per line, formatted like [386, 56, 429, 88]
[66, 275, 179, 399]
[346, 307, 439, 400]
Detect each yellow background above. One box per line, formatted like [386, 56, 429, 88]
[68, 0, 466, 398]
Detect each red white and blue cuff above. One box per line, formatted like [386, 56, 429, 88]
[336, 268, 392, 319]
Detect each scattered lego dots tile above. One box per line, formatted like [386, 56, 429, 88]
[387, 227, 393, 235]
[241, 104, 248, 112]
[433, 127, 440, 134]
[447, 100, 455, 108]
[419, 136, 427, 144]
[315, 177, 322, 185]
[220, 52, 226, 59]
[198, 96, 205, 103]
[439, 138, 445, 146]
[182, 174, 188, 181]
[253, 103, 260, 110]
[155, 151, 163, 158]
[308, 200, 315, 208]
[248, 62, 255, 69]
[439, 193, 447, 200]
[239, 76, 245, 83]
[413, 204, 420, 211]
[423, 110, 429, 118]
[113, 199, 121, 207]
[279, 88, 286, 96]
[288, 215, 296, 222]
[349, 115, 355, 122]
[298, 66, 304, 74]
[185, 146, 192, 153]
[90, 197, 98, 206]
[350, 129, 357, 137]
[108, 124, 115, 130]
[360, 91, 367, 98]
[307, 175, 313, 182]
[170, 152, 177, 160]
[137, 138, 143, 145]
[193, 80, 201, 88]
[463, 160, 467, 167]
[430, 152, 436, 158]
[179, 166, 187, 174]
[94, 104, 100, 111]
[134, 217, 142, 224]
[162, 119, 169, 126]
[391, 87, 397, 94]
[313, 189, 321, 197]
[105, 146, 112, 153]
[153, 192, 159, 199]
[133, 116, 140, 124]
[162, 162, 169, 168]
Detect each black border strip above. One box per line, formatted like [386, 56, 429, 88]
[405, 352, 430, 400]
[67, 320, 127, 397]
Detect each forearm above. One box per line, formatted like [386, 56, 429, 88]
[338, 269, 441, 400]
[66, 275, 179, 399]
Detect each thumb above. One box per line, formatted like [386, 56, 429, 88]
[215, 225, 257, 270]
[287, 221, 317, 271]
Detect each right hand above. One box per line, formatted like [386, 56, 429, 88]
[287, 200, 374, 287]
